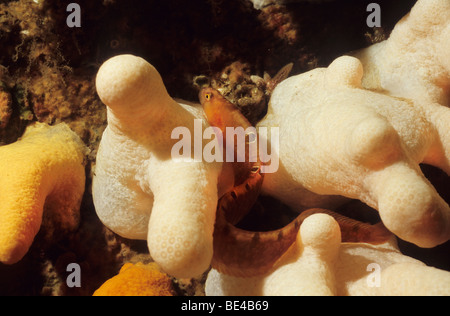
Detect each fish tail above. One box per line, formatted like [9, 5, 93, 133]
[212, 206, 301, 277]
[299, 208, 392, 244]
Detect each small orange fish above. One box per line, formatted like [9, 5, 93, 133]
[212, 208, 392, 277]
[199, 87, 392, 278]
[212, 205, 301, 277]
[200, 87, 264, 224]
[199, 87, 253, 135]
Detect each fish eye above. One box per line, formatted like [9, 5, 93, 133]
[251, 165, 260, 174]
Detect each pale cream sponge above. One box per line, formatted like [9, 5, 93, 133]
[94, 55, 222, 278]
[258, 55, 450, 248]
[207, 213, 341, 296]
[206, 214, 450, 296]
[354, 0, 450, 107]
[353, 0, 450, 173]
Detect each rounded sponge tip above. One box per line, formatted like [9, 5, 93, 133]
[96, 54, 167, 112]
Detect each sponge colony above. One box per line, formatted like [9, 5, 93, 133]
[93, 262, 176, 296]
[0, 122, 87, 265]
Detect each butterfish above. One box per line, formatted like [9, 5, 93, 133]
[199, 86, 392, 278]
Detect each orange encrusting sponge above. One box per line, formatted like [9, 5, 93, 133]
[0, 123, 86, 265]
[93, 262, 176, 296]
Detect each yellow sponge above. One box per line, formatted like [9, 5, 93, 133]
[93, 262, 176, 296]
[0, 122, 86, 264]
